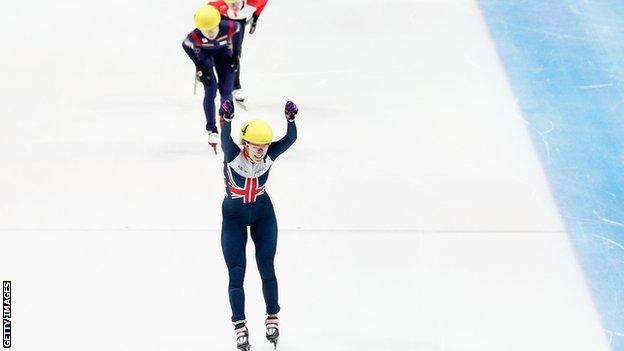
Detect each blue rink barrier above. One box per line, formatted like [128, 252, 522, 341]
[479, 1, 624, 349]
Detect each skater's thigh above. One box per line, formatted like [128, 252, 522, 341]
[221, 216, 248, 267]
[250, 209, 278, 261]
[214, 56, 234, 92]
[203, 68, 219, 97]
[214, 54, 233, 74]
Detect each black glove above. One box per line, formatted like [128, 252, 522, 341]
[231, 54, 240, 72]
[195, 65, 210, 84]
[249, 14, 259, 34]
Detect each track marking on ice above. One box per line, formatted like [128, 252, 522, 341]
[519, 117, 555, 163]
[592, 234, 624, 252]
[578, 83, 614, 89]
[605, 329, 624, 346]
[592, 210, 624, 228]
[487, 20, 624, 47]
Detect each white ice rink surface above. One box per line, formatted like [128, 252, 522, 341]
[0, 0, 610, 350]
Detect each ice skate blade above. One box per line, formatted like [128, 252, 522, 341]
[209, 143, 217, 155]
[234, 99, 247, 111]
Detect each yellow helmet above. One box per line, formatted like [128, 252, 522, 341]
[194, 5, 221, 31]
[224, 0, 242, 4]
[240, 119, 273, 144]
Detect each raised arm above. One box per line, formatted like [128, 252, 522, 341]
[219, 100, 241, 161]
[267, 101, 298, 160]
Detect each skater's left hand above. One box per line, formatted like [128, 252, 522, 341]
[284, 101, 298, 121]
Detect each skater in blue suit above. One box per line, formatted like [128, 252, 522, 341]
[182, 5, 240, 152]
[218, 99, 298, 351]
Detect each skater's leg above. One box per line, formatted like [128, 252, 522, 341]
[233, 52, 242, 91]
[221, 201, 249, 322]
[232, 25, 245, 91]
[202, 67, 219, 133]
[250, 201, 280, 316]
[215, 54, 235, 103]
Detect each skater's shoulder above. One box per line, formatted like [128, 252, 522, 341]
[225, 6, 256, 21]
[208, 0, 229, 15]
[188, 28, 202, 36]
[247, 0, 268, 11]
[185, 29, 204, 46]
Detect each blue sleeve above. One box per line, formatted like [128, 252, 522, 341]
[182, 34, 202, 68]
[183, 31, 218, 69]
[221, 120, 241, 162]
[267, 121, 297, 160]
[232, 22, 244, 54]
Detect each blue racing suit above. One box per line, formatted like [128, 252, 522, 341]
[182, 21, 240, 132]
[220, 118, 297, 322]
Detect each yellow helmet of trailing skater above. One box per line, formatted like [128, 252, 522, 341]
[194, 5, 221, 31]
[224, 0, 242, 4]
[240, 119, 273, 144]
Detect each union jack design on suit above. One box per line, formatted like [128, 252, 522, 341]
[226, 166, 266, 203]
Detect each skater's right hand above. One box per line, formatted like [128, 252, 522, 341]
[195, 66, 209, 84]
[219, 100, 235, 121]
[284, 101, 298, 121]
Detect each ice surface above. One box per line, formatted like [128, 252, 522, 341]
[0, 0, 609, 350]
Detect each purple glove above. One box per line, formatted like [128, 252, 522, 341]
[219, 99, 235, 121]
[285, 101, 298, 121]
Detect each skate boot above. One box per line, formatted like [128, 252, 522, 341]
[233, 320, 251, 351]
[208, 131, 218, 154]
[265, 315, 279, 349]
[233, 89, 247, 110]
